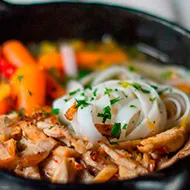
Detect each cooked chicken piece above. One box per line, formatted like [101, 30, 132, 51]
[0, 114, 21, 142]
[52, 158, 76, 183]
[119, 165, 138, 180]
[37, 120, 94, 153]
[142, 153, 155, 172]
[15, 166, 41, 180]
[53, 146, 80, 158]
[19, 121, 47, 143]
[82, 151, 104, 171]
[18, 138, 57, 168]
[110, 139, 141, 152]
[100, 143, 148, 175]
[43, 126, 66, 138]
[4, 139, 17, 157]
[0, 141, 17, 169]
[158, 138, 190, 170]
[95, 124, 112, 137]
[41, 155, 61, 178]
[93, 165, 118, 183]
[65, 102, 77, 121]
[138, 126, 187, 154]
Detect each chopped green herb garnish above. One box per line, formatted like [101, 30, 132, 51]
[52, 108, 60, 115]
[110, 97, 120, 105]
[85, 85, 92, 90]
[90, 97, 95, 101]
[150, 97, 156, 102]
[132, 82, 141, 90]
[104, 88, 112, 96]
[76, 99, 90, 108]
[81, 92, 85, 96]
[18, 75, 23, 82]
[132, 121, 135, 124]
[150, 85, 158, 90]
[28, 91, 32, 96]
[69, 88, 80, 96]
[111, 123, 121, 139]
[49, 125, 54, 129]
[128, 66, 135, 72]
[4, 116, 9, 123]
[42, 108, 48, 117]
[122, 124, 128, 129]
[114, 88, 118, 92]
[130, 105, 136, 108]
[93, 88, 98, 96]
[141, 88, 150, 94]
[64, 99, 69, 102]
[97, 106, 112, 123]
[19, 108, 25, 116]
[132, 83, 150, 93]
[158, 88, 171, 95]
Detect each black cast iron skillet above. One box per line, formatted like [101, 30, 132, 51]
[0, 1, 190, 190]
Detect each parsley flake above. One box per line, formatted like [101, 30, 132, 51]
[122, 124, 128, 129]
[132, 83, 150, 94]
[128, 66, 135, 72]
[42, 108, 48, 117]
[52, 108, 60, 115]
[76, 99, 89, 108]
[150, 97, 156, 102]
[19, 108, 25, 116]
[104, 88, 112, 96]
[130, 105, 136, 108]
[111, 123, 121, 139]
[110, 97, 120, 105]
[69, 88, 80, 96]
[49, 125, 54, 129]
[97, 106, 112, 123]
[18, 75, 23, 82]
[150, 85, 158, 90]
[93, 88, 98, 96]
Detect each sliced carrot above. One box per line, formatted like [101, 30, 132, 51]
[2, 40, 36, 67]
[175, 83, 190, 94]
[46, 73, 66, 99]
[38, 53, 63, 71]
[11, 64, 46, 114]
[76, 50, 127, 69]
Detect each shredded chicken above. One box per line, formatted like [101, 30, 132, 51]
[100, 143, 148, 175]
[0, 111, 189, 184]
[158, 138, 190, 170]
[138, 126, 187, 154]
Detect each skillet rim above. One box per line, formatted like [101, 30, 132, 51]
[0, 1, 190, 189]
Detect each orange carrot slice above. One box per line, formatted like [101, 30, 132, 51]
[38, 53, 63, 71]
[2, 40, 36, 67]
[11, 64, 46, 114]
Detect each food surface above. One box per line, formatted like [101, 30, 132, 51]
[0, 38, 190, 183]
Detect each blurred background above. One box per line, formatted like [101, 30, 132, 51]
[3, 0, 190, 30]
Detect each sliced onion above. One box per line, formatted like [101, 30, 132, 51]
[60, 44, 78, 77]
